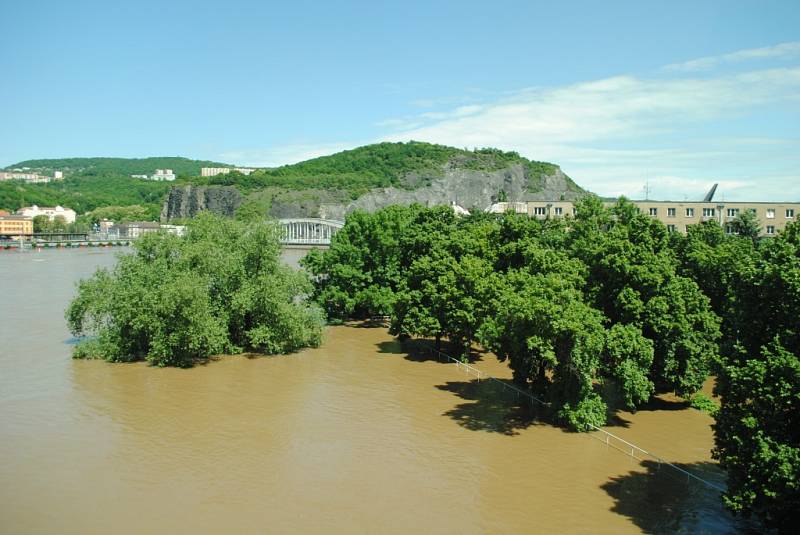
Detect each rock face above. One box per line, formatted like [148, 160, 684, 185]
[161, 164, 584, 221]
[347, 164, 582, 216]
[160, 185, 242, 221]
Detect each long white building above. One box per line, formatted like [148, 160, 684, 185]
[16, 205, 77, 224]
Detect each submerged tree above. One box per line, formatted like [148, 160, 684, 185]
[66, 213, 324, 367]
[570, 197, 721, 397]
[712, 221, 800, 531]
[302, 205, 420, 319]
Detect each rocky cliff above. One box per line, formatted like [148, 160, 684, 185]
[160, 143, 587, 221]
[160, 185, 242, 221]
[161, 165, 583, 221]
[340, 164, 581, 218]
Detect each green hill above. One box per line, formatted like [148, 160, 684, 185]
[4, 156, 230, 177]
[194, 141, 580, 197]
[0, 142, 586, 221]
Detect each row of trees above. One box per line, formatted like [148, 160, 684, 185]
[304, 198, 720, 427]
[66, 213, 325, 367]
[303, 198, 798, 530]
[677, 218, 799, 530]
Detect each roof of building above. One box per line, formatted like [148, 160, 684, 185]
[17, 205, 74, 212]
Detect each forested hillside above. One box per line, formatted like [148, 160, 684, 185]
[1, 142, 584, 221]
[193, 142, 580, 198]
[0, 176, 171, 219]
[4, 156, 230, 177]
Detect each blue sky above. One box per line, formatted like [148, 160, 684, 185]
[2, 0, 799, 200]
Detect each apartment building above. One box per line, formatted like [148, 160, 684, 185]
[0, 215, 34, 235]
[0, 171, 51, 183]
[151, 169, 176, 181]
[626, 201, 799, 237]
[200, 167, 256, 177]
[494, 199, 799, 237]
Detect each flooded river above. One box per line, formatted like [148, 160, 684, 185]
[0, 248, 753, 533]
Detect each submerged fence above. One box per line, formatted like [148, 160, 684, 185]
[414, 341, 726, 493]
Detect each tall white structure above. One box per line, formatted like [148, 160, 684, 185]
[151, 169, 176, 181]
[17, 205, 77, 224]
[53, 171, 64, 180]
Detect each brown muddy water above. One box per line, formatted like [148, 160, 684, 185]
[0, 248, 755, 534]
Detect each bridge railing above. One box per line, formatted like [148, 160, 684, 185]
[415, 341, 725, 493]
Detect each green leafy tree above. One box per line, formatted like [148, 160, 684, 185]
[730, 209, 761, 243]
[571, 197, 721, 397]
[66, 213, 324, 367]
[712, 222, 800, 530]
[391, 252, 493, 356]
[478, 267, 607, 431]
[302, 205, 420, 319]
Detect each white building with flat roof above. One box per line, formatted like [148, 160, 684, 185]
[201, 167, 256, 177]
[150, 169, 176, 181]
[17, 205, 76, 224]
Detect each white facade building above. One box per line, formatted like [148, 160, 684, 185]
[201, 167, 256, 177]
[485, 201, 529, 214]
[150, 169, 176, 181]
[0, 172, 50, 183]
[17, 205, 77, 224]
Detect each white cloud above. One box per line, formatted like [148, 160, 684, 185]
[219, 44, 800, 201]
[378, 63, 800, 201]
[664, 41, 800, 72]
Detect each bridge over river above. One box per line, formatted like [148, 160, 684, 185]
[3, 219, 345, 250]
[278, 218, 343, 245]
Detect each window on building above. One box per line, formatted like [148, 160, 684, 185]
[667, 208, 676, 217]
[766, 225, 775, 235]
[787, 209, 795, 219]
[572, 207, 577, 216]
[649, 207, 658, 216]
[554, 207, 563, 216]
[702, 208, 715, 217]
[534, 207, 547, 216]
[686, 208, 695, 217]
[766, 209, 775, 219]
[748, 208, 757, 214]
[727, 208, 739, 217]
[667, 224, 676, 232]
[725, 225, 736, 235]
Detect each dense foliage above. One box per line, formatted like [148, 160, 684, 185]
[66, 213, 324, 367]
[5, 156, 228, 177]
[32, 215, 88, 234]
[307, 200, 799, 527]
[192, 142, 580, 198]
[3, 143, 581, 222]
[688, 221, 799, 531]
[304, 199, 720, 430]
[0, 175, 171, 218]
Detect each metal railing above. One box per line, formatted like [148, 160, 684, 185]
[415, 341, 726, 492]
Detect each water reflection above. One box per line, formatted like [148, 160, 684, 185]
[602, 460, 762, 534]
[0, 249, 760, 534]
